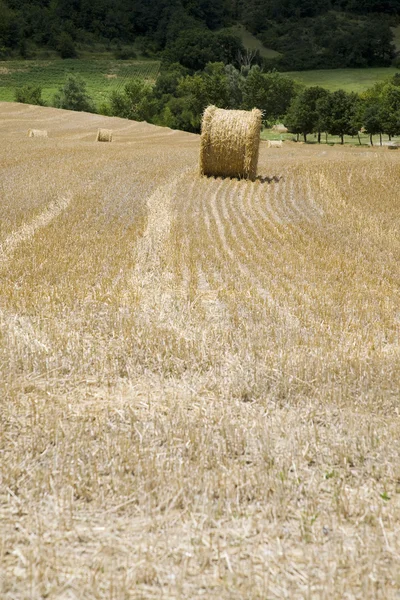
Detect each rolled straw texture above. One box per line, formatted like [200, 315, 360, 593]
[200, 106, 262, 180]
[28, 129, 48, 138]
[96, 128, 113, 142]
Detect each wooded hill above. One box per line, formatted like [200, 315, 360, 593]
[0, 0, 399, 69]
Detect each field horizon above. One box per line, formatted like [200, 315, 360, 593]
[1, 103, 400, 599]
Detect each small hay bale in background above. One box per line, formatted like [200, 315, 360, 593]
[200, 106, 262, 180]
[28, 129, 48, 138]
[272, 124, 288, 134]
[387, 142, 399, 150]
[96, 128, 113, 142]
[267, 140, 283, 148]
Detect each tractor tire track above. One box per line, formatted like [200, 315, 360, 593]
[0, 193, 72, 268]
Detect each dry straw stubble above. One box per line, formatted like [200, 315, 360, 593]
[200, 106, 262, 180]
[28, 129, 48, 138]
[4, 103, 400, 600]
[96, 128, 113, 142]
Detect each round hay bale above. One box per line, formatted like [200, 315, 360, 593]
[267, 140, 283, 148]
[96, 128, 113, 142]
[28, 129, 48, 138]
[200, 106, 262, 180]
[272, 124, 288, 134]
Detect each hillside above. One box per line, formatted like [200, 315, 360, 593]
[1, 103, 400, 598]
[285, 67, 400, 93]
[0, 0, 398, 71]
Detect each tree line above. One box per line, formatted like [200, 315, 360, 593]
[16, 64, 400, 144]
[286, 78, 400, 144]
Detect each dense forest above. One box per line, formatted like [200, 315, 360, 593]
[0, 0, 399, 69]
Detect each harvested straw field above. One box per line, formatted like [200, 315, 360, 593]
[1, 102, 400, 600]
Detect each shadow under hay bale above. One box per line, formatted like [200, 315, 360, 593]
[200, 106, 262, 181]
[28, 129, 48, 138]
[96, 129, 113, 142]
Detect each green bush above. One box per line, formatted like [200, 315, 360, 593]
[57, 32, 77, 59]
[114, 48, 137, 60]
[108, 79, 154, 121]
[53, 74, 95, 112]
[15, 84, 45, 106]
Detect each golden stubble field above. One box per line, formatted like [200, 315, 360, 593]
[1, 102, 400, 599]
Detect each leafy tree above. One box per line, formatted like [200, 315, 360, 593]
[380, 84, 400, 139]
[164, 27, 244, 71]
[57, 31, 77, 58]
[53, 74, 95, 112]
[182, 0, 230, 29]
[317, 90, 360, 144]
[153, 63, 189, 98]
[285, 86, 328, 142]
[215, 31, 246, 68]
[224, 64, 244, 108]
[261, 11, 395, 70]
[108, 78, 154, 121]
[0, 0, 18, 50]
[178, 62, 231, 130]
[285, 95, 313, 142]
[156, 96, 198, 131]
[360, 75, 400, 141]
[242, 67, 298, 124]
[164, 28, 219, 71]
[342, 0, 400, 14]
[15, 84, 45, 106]
[154, 3, 197, 48]
[361, 101, 383, 145]
[362, 16, 395, 66]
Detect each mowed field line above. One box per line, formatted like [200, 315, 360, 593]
[0, 193, 73, 364]
[0, 193, 72, 266]
[127, 171, 192, 310]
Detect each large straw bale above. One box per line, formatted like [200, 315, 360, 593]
[28, 129, 48, 138]
[200, 106, 262, 180]
[96, 128, 113, 142]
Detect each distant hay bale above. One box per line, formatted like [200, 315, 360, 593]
[387, 142, 399, 150]
[96, 128, 113, 142]
[267, 140, 283, 148]
[200, 106, 262, 180]
[272, 124, 288, 134]
[28, 129, 48, 138]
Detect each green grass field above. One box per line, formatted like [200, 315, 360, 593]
[261, 128, 400, 147]
[285, 67, 399, 93]
[0, 59, 160, 106]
